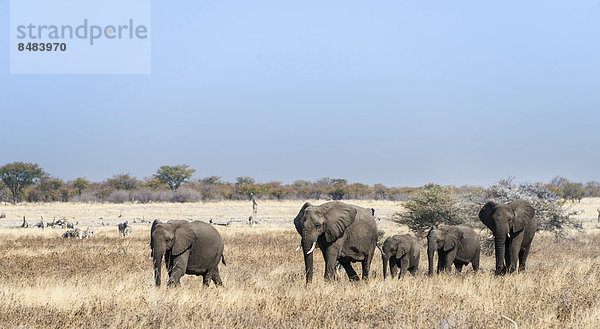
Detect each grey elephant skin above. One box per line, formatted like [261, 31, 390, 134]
[381, 234, 420, 279]
[151, 220, 225, 287]
[427, 225, 480, 275]
[294, 201, 378, 283]
[478, 199, 536, 275]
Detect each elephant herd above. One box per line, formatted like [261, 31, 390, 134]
[150, 200, 536, 286]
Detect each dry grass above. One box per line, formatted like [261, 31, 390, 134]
[0, 200, 402, 227]
[1, 201, 600, 328]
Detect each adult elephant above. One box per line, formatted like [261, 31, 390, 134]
[381, 234, 420, 279]
[478, 199, 536, 275]
[427, 225, 480, 275]
[151, 219, 225, 287]
[294, 201, 378, 284]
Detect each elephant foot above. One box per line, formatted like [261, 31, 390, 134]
[166, 279, 181, 287]
[348, 275, 360, 282]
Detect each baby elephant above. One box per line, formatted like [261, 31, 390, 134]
[381, 234, 421, 279]
[427, 225, 480, 275]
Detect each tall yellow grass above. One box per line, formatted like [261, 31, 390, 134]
[0, 201, 599, 328]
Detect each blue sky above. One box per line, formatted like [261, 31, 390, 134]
[1, 1, 600, 186]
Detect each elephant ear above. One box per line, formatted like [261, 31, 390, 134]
[293, 202, 312, 235]
[509, 200, 534, 233]
[324, 203, 357, 243]
[150, 219, 161, 248]
[395, 241, 409, 258]
[443, 228, 463, 252]
[478, 201, 497, 232]
[172, 221, 197, 255]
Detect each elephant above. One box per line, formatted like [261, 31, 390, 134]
[293, 201, 378, 283]
[427, 225, 480, 275]
[151, 219, 225, 287]
[478, 199, 536, 275]
[381, 234, 420, 279]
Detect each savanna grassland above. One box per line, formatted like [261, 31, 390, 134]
[0, 200, 599, 328]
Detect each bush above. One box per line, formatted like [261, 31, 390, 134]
[170, 189, 201, 203]
[106, 190, 131, 203]
[394, 184, 468, 237]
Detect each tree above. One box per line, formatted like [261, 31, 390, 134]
[235, 176, 255, 185]
[202, 176, 223, 185]
[329, 178, 347, 200]
[0, 162, 45, 204]
[394, 184, 465, 237]
[106, 174, 140, 190]
[72, 177, 90, 196]
[38, 177, 66, 202]
[154, 165, 196, 191]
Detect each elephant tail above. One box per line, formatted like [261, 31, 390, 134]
[221, 255, 227, 266]
[376, 243, 385, 258]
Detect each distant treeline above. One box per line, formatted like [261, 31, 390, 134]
[0, 162, 597, 204]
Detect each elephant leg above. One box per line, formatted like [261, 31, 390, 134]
[211, 268, 223, 286]
[323, 249, 339, 281]
[436, 251, 445, 274]
[399, 257, 409, 277]
[202, 273, 212, 286]
[361, 250, 374, 281]
[472, 249, 480, 273]
[508, 233, 524, 273]
[454, 262, 463, 273]
[340, 261, 360, 281]
[389, 258, 399, 279]
[518, 246, 531, 272]
[443, 251, 456, 273]
[167, 250, 190, 286]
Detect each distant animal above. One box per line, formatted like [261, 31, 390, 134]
[21, 216, 28, 228]
[0, 212, 6, 219]
[62, 229, 81, 239]
[34, 217, 46, 229]
[370, 208, 375, 217]
[53, 219, 70, 229]
[250, 193, 258, 224]
[479, 199, 536, 275]
[67, 222, 78, 229]
[381, 234, 421, 279]
[293, 201, 378, 283]
[62, 226, 94, 239]
[597, 208, 600, 223]
[151, 219, 225, 287]
[85, 226, 94, 238]
[427, 225, 480, 275]
[118, 221, 132, 236]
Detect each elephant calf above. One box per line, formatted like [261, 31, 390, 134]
[151, 220, 225, 287]
[427, 225, 480, 275]
[381, 234, 420, 279]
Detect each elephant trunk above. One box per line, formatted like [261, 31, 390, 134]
[301, 236, 317, 283]
[303, 246, 314, 284]
[494, 231, 506, 275]
[152, 246, 165, 286]
[427, 245, 435, 276]
[382, 255, 389, 280]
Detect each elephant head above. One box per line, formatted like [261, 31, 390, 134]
[478, 199, 535, 274]
[427, 227, 462, 275]
[293, 201, 358, 283]
[150, 220, 196, 286]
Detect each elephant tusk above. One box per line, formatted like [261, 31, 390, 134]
[488, 234, 494, 239]
[507, 233, 511, 238]
[295, 244, 301, 252]
[306, 241, 316, 255]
